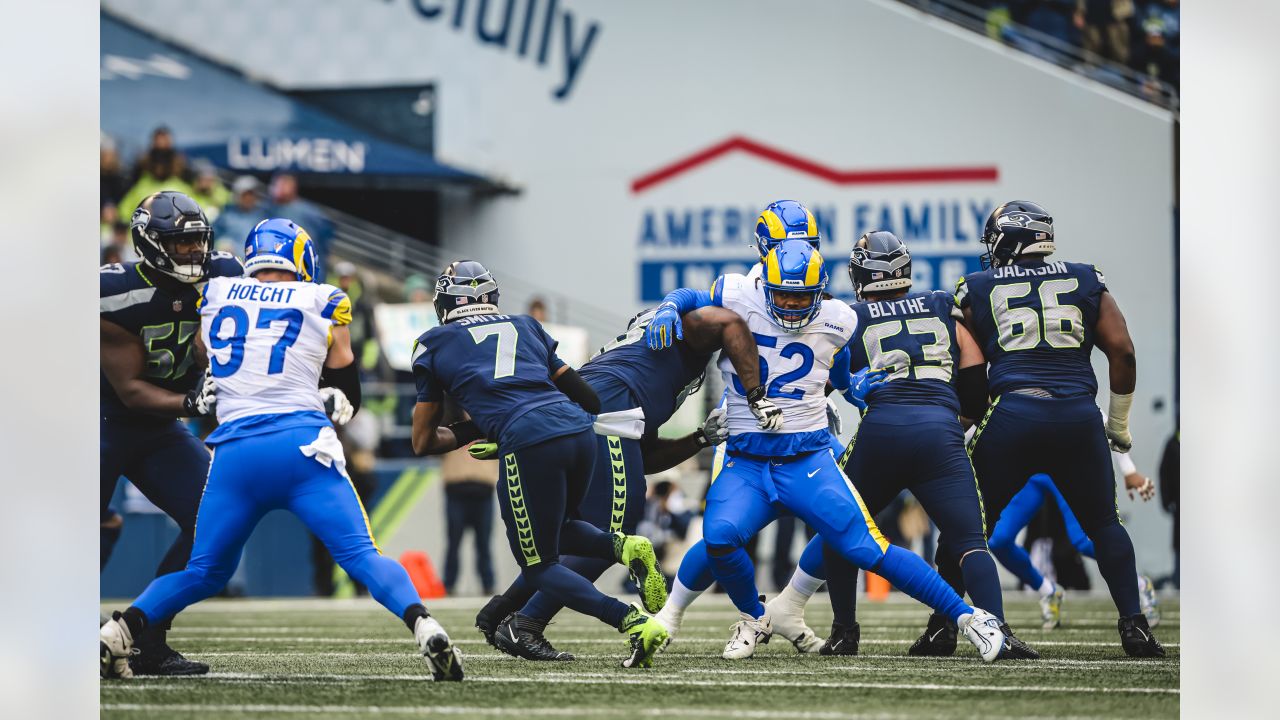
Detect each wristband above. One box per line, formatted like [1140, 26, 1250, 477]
[1107, 391, 1133, 431]
[746, 385, 766, 404]
[693, 429, 712, 448]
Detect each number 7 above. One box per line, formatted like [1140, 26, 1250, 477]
[469, 322, 519, 378]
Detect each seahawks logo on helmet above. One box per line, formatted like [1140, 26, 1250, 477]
[131, 207, 152, 235]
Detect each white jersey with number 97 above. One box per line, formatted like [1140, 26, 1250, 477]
[198, 276, 352, 425]
[713, 272, 857, 438]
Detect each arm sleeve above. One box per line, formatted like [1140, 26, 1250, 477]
[956, 364, 989, 420]
[410, 340, 442, 402]
[664, 287, 717, 313]
[1112, 450, 1137, 476]
[828, 344, 853, 392]
[553, 366, 601, 414]
[319, 361, 362, 413]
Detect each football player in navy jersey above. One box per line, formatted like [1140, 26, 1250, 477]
[915, 200, 1164, 658]
[476, 303, 767, 661]
[411, 261, 772, 668]
[812, 231, 1038, 658]
[99, 190, 243, 675]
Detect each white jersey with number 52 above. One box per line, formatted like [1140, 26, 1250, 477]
[714, 273, 857, 437]
[198, 277, 352, 424]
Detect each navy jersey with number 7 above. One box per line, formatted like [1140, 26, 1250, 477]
[411, 313, 593, 452]
[956, 259, 1107, 398]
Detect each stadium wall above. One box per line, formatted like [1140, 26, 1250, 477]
[104, 0, 1178, 579]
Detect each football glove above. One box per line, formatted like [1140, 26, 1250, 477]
[1125, 472, 1156, 502]
[319, 387, 355, 426]
[695, 406, 729, 447]
[825, 398, 843, 436]
[182, 369, 217, 417]
[746, 386, 784, 431]
[469, 442, 500, 460]
[645, 302, 683, 350]
[842, 368, 889, 412]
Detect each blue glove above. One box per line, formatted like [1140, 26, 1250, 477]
[645, 302, 683, 350]
[842, 368, 889, 411]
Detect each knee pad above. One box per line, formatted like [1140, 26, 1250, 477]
[701, 518, 747, 552]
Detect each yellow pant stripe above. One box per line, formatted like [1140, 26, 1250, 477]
[607, 436, 627, 533]
[505, 453, 541, 566]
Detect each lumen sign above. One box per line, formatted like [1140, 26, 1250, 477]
[226, 136, 368, 173]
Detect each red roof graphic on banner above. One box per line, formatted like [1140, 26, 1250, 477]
[630, 136, 999, 194]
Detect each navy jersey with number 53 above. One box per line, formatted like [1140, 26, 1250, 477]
[849, 291, 962, 414]
[411, 313, 593, 451]
[100, 254, 245, 419]
[956, 259, 1106, 398]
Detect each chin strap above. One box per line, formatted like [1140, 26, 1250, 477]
[443, 303, 500, 322]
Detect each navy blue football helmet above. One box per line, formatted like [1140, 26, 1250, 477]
[849, 231, 912, 300]
[434, 260, 500, 323]
[130, 191, 212, 283]
[981, 201, 1055, 269]
[244, 218, 318, 282]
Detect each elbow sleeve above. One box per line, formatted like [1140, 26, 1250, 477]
[554, 367, 601, 414]
[664, 288, 714, 314]
[320, 362, 362, 414]
[956, 364, 989, 420]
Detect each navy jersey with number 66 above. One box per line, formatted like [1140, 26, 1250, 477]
[956, 259, 1106, 398]
[411, 313, 593, 452]
[849, 290, 962, 415]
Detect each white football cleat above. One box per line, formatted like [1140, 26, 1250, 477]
[1040, 584, 1065, 630]
[722, 612, 771, 660]
[415, 615, 464, 681]
[764, 589, 823, 653]
[959, 608, 1006, 662]
[100, 613, 135, 679]
[653, 602, 684, 652]
[1137, 575, 1161, 628]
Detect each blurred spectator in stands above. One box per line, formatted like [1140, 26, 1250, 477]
[100, 136, 128, 211]
[269, 172, 333, 282]
[100, 202, 120, 247]
[1158, 428, 1179, 588]
[189, 159, 230, 223]
[101, 219, 138, 265]
[1140, 0, 1179, 87]
[119, 126, 194, 217]
[101, 245, 123, 267]
[440, 396, 497, 595]
[527, 297, 549, 322]
[404, 274, 433, 303]
[771, 515, 816, 592]
[639, 480, 693, 583]
[1074, 0, 1135, 65]
[333, 261, 383, 378]
[213, 175, 267, 255]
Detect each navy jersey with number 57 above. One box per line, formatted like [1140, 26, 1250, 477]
[849, 291, 962, 414]
[411, 313, 592, 451]
[100, 254, 245, 419]
[956, 259, 1106, 398]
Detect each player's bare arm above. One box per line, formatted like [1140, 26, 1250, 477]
[1093, 291, 1137, 395]
[681, 307, 762, 391]
[101, 317, 189, 416]
[411, 401, 463, 456]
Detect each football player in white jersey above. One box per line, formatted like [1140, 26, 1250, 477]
[645, 238, 1008, 661]
[101, 219, 464, 682]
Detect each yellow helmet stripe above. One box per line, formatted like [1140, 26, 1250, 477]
[292, 231, 310, 280]
[805, 209, 817, 237]
[759, 209, 786, 239]
[804, 249, 823, 285]
[766, 252, 783, 285]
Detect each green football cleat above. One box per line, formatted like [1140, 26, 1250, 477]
[613, 533, 667, 614]
[619, 605, 668, 669]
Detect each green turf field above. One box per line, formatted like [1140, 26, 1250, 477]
[100, 594, 1178, 719]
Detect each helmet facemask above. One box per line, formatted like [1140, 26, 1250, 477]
[132, 209, 211, 283]
[764, 283, 825, 330]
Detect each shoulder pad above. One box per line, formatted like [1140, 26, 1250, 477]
[319, 285, 353, 325]
[954, 276, 970, 308]
[208, 252, 245, 279]
[99, 262, 142, 296]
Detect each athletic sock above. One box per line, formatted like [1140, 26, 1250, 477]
[958, 550, 1005, 622]
[401, 603, 428, 632]
[667, 576, 704, 613]
[875, 545, 971, 622]
[1038, 577, 1056, 596]
[676, 539, 717, 592]
[121, 606, 148, 638]
[788, 566, 825, 599]
[823, 541, 858, 627]
[708, 546, 765, 618]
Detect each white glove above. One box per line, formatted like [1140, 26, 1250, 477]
[1125, 472, 1156, 502]
[183, 369, 217, 417]
[319, 387, 355, 426]
[825, 398, 843, 436]
[746, 387, 784, 431]
[697, 407, 729, 447]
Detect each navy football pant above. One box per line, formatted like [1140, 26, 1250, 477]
[960, 394, 1140, 616]
[131, 425, 421, 623]
[824, 405, 1001, 623]
[100, 417, 208, 580]
[497, 429, 630, 628]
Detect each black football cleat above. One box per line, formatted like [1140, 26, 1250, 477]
[997, 623, 1041, 659]
[494, 613, 574, 661]
[908, 612, 958, 657]
[818, 622, 860, 656]
[475, 595, 519, 649]
[129, 642, 209, 676]
[1119, 614, 1165, 658]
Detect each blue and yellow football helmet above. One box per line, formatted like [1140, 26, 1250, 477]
[754, 200, 820, 260]
[243, 218, 318, 282]
[762, 239, 828, 330]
